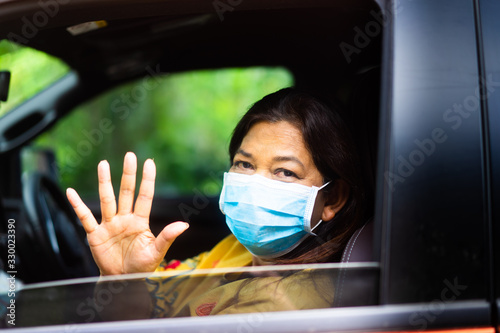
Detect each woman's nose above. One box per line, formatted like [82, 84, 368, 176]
[254, 169, 273, 179]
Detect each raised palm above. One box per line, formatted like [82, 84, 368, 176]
[66, 152, 188, 276]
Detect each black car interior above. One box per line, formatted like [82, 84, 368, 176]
[0, 0, 383, 284]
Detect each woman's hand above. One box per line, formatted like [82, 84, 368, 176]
[66, 152, 189, 276]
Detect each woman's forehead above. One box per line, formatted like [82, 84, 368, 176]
[239, 121, 311, 162]
[245, 121, 301, 141]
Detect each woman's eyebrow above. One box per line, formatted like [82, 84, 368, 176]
[236, 149, 305, 169]
[236, 149, 252, 158]
[273, 156, 305, 169]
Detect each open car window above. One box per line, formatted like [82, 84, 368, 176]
[1, 52, 382, 329]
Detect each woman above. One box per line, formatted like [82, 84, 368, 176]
[66, 88, 367, 316]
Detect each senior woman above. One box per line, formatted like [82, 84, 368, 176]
[66, 88, 367, 317]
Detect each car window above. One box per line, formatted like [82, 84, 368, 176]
[1, 56, 383, 329]
[29, 67, 293, 198]
[8, 263, 379, 328]
[0, 41, 69, 115]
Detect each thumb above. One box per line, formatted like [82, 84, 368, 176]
[155, 221, 189, 257]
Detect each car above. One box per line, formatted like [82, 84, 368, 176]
[0, 0, 499, 332]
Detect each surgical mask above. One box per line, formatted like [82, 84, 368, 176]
[219, 172, 330, 258]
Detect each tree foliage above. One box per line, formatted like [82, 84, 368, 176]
[37, 68, 293, 198]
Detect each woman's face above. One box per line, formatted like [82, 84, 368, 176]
[229, 120, 324, 187]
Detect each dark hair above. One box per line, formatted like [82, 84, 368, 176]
[229, 88, 367, 264]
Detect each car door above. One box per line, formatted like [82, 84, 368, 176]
[477, 1, 500, 331]
[378, 0, 493, 330]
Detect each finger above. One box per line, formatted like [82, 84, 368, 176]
[98, 160, 117, 222]
[134, 159, 156, 220]
[118, 152, 137, 215]
[66, 188, 99, 233]
[155, 222, 189, 257]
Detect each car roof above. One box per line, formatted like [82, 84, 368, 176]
[0, 0, 381, 86]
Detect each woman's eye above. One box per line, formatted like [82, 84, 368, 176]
[276, 169, 298, 178]
[234, 161, 253, 169]
[241, 162, 252, 169]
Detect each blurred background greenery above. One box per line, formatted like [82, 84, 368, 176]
[0, 40, 294, 198]
[0, 41, 70, 114]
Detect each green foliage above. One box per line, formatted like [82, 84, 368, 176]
[1, 41, 293, 198]
[35, 67, 294, 198]
[0, 40, 69, 115]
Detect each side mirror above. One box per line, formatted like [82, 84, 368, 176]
[0, 71, 11, 102]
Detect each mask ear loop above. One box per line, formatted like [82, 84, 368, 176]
[310, 221, 323, 235]
[309, 181, 332, 235]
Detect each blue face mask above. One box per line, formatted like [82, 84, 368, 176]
[219, 172, 330, 259]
